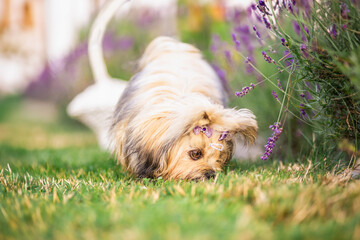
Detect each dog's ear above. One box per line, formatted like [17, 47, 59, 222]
[209, 108, 258, 144]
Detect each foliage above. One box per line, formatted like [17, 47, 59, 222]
[208, 0, 360, 161]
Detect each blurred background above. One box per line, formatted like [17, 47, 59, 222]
[0, 0, 308, 160]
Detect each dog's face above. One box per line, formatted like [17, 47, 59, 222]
[164, 126, 234, 180]
[162, 109, 256, 180]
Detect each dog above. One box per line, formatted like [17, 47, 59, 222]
[110, 36, 257, 180]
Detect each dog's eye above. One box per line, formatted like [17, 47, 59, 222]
[188, 149, 203, 160]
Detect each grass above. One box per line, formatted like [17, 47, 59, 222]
[0, 96, 359, 240]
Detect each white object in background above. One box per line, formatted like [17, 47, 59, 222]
[67, 0, 131, 150]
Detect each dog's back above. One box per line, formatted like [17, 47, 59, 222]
[137, 36, 228, 106]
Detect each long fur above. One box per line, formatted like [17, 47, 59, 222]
[111, 36, 257, 180]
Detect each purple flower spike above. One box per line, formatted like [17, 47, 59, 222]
[232, 33, 241, 50]
[330, 24, 337, 38]
[277, 78, 283, 90]
[257, 0, 272, 16]
[281, 38, 286, 46]
[235, 83, 256, 98]
[300, 44, 309, 58]
[262, 51, 275, 64]
[272, 90, 279, 101]
[253, 25, 262, 40]
[219, 131, 229, 141]
[300, 104, 307, 117]
[263, 17, 271, 29]
[341, 3, 350, 18]
[261, 122, 283, 160]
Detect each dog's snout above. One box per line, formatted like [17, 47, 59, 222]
[204, 171, 216, 179]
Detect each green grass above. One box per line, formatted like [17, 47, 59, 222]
[0, 96, 360, 240]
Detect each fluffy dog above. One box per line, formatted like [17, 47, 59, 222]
[111, 36, 257, 180]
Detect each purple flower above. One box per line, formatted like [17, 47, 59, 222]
[232, 33, 241, 50]
[253, 25, 262, 40]
[262, 51, 275, 64]
[292, 21, 301, 35]
[330, 24, 337, 38]
[193, 125, 213, 138]
[300, 93, 305, 98]
[263, 17, 271, 29]
[300, 103, 307, 117]
[300, 43, 309, 58]
[219, 131, 229, 141]
[235, 83, 256, 98]
[277, 78, 283, 90]
[224, 50, 232, 65]
[288, 1, 294, 14]
[283, 49, 294, 66]
[257, 0, 272, 16]
[261, 122, 283, 160]
[341, 2, 350, 18]
[272, 90, 279, 101]
[300, 0, 312, 17]
[281, 38, 287, 46]
[245, 56, 255, 74]
[211, 64, 229, 92]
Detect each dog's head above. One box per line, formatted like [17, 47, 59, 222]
[113, 95, 257, 180]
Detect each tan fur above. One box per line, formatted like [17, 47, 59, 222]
[111, 36, 257, 180]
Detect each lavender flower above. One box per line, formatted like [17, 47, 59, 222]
[263, 17, 271, 29]
[341, 2, 350, 18]
[193, 125, 213, 138]
[262, 51, 275, 64]
[211, 64, 229, 91]
[232, 33, 241, 50]
[300, 43, 309, 58]
[261, 122, 283, 160]
[224, 50, 232, 65]
[300, 93, 305, 98]
[277, 78, 283, 90]
[283, 49, 294, 66]
[300, 103, 307, 117]
[245, 56, 255, 74]
[292, 21, 301, 35]
[272, 90, 279, 101]
[300, 0, 312, 17]
[330, 24, 337, 38]
[253, 25, 262, 39]
[235, 83, 255, 98]
[281, 38, 287, 46]
[288, 1, 294, 14]
[257, 0, 272, 16]
[219, 131, 229, 141]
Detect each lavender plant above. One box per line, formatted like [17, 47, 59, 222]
[223, 0, 360, 160]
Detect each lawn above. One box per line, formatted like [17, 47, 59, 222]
[0, 97, 359, 240]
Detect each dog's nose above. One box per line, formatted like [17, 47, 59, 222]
[204, 170, 216, 179]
